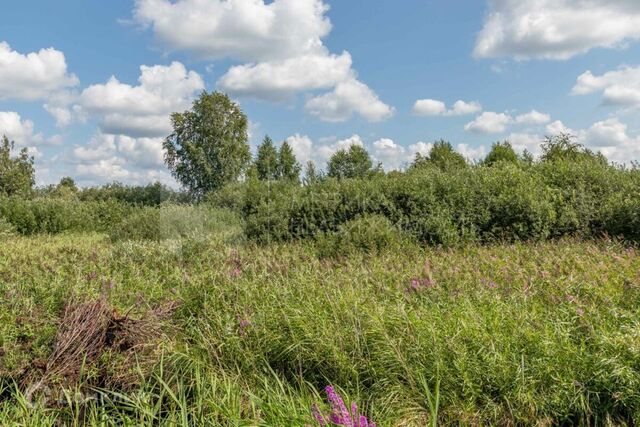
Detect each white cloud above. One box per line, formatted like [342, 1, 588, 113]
[412, 99, 446, 116]
[218, 51, 352, 101]
[545, 120, 573, 135]
[474, 0, 640, 60]
[305, 78, 394, 122]
[580, 118, 640, 162]
[372, 138, 407, 170]
[457, 143, 487, 161]
[285, 133, 313, 165]
[413, 99, 482, 116]
[515, 110, 551, 125]
[408, 141, 434, 156]
[582, 117, 630, 147]
[0, 42, 78, 101]
[464, 112, 512, 134]
[71, 132, 171, 186]
[133, 0, 331, 62]
[316, 134, 364, 161]
[506, 132, 543, 154]
[79, 62, 204, 137]
[572, 66, 640, 107]
[134, 0, 390, 122]
[450, 100, 483, 116]
[0, 111, 44, 146]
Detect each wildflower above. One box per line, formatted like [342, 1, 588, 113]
[237, 314, 251, 336]
[312, 386, 376, 427]
[407, 277, 437, 293]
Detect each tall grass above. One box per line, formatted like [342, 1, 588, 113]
[1, 229, 639, 425]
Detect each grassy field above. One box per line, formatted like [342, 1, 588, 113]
[1, 231, 639, 425]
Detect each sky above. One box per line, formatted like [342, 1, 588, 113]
[1, 0, 640, 187]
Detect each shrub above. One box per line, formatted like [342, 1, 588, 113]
[314, 214, 412, 258]
[0, 216, 15, 239]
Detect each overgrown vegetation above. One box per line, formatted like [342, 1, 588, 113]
[2, 92, 640, 425]
[1, 234, 639, 425]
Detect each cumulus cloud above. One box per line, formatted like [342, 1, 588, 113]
[78, 62, 204, 137]
[572, 66, 640, 107]
[413, 99, 482, 116]
[578, 118, 640, 162]
[133, 0, 331, 62]
[457, 143, 487, 161]
[284, 133, 314, 165]
[545, 120, 573, 135]
[464, 112, 512, 134]
[474, 0, 640, 60]
[0, 111, 45, 146]
[305, 79, 394, 122]
[0, 42, 78, 101]
[372, 138, 407, 170]
[70, 132, 172, 186]
[408, 141, 434, 156]
[515, 110, 551, 125]
[506, 132, 543, 154]
[218, 51, 352, 101]
[135, 0, 391, 122]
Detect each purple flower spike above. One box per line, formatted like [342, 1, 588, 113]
[312, 403, 327, 426]
[312, 386, 376, 427]
[326, 386, 352, 426]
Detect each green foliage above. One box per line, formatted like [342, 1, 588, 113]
[541, 133, 607, 164]
[411, 140, 467, 171]
[254, 135, 279, 181]
[315, 214, 412, 258]
[2, 236, 640, 425]
[0, 135, 35, 197]
[109, 204, 244, 243]
[483, 141, 519, 166]
[164, 91, 251, 198]
[78, 182, 189, 206]
[277, 140, 301, 182]
[327, 145, 376, 179]
[0, 197, 132, 235]
[0, 216, 15, 239]
[304, 160, 321, 185]
[228, 159, 640, 246]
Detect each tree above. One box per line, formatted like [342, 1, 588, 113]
[410, 140, 467, 171]
[327, 145, 374, 179]
[254, 136, 279, 181]
[540, 133, 606, 164]
[58, 176, 78, 192]
[277, 140, 301, 182]
[164, 91, 251, 198]
[304, 160, 321, 185]
[0, 135, 35, 197]
[483, 141, 519, 166]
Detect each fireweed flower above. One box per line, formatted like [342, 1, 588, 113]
[312, 386, 376, 427]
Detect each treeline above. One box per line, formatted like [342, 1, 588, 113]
[211, 137, 639, 246]
[1, 92, 639, 245]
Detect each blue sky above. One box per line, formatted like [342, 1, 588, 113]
[1, 0, 640, 186]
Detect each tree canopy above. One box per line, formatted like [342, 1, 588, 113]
[327, 145, 377, 179]
[0, 135, 35, 197]
[164, 91, 251, 198]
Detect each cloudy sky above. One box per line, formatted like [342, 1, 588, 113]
[2, 0, 640, 186]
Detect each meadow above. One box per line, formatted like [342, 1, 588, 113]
[2, 129, 640, 425]
[1, 214, 640, 425]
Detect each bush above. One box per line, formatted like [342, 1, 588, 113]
[109, 204, 245, 243]
[314, 214, 412, 258]
[0, 216, 15, 239]
[0, 197, 133, 235]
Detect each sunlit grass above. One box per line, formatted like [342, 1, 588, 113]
[1, 233, 639, 425]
